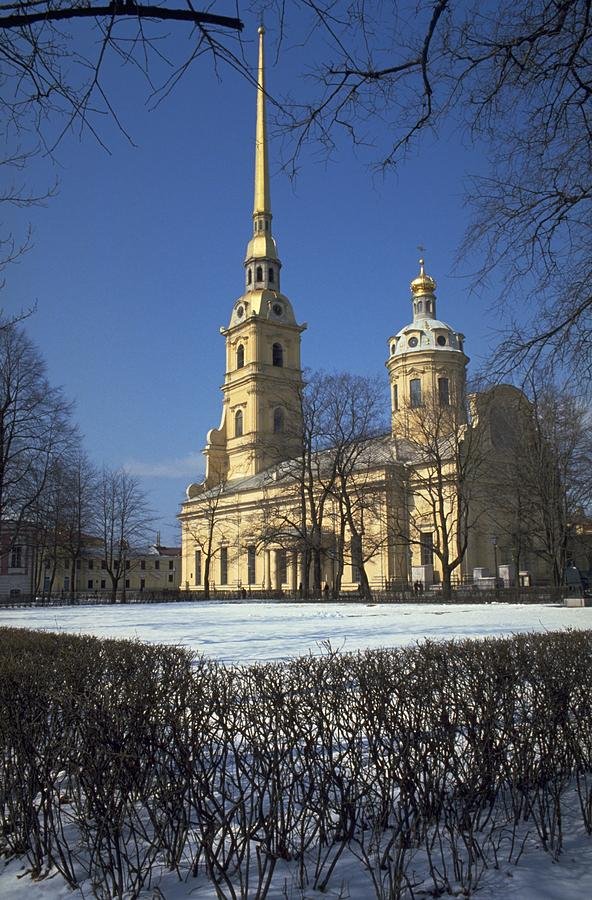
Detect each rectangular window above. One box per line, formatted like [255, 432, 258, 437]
[140, 559, 146, 570]
[64, 576, 70, 591]
[76, 559, 81, 570]
[410, 378, 422, 408]
[140, 578, 145, 590]
[169, 560, 174, 570]
[10, 546, 23, 569]
[155, 560, 160, 570]
[125, 560, 130, 570]
[351, 536, 362, 584]
[420, 532, 434, 566]
[277, 549, 287, 585]
[101, 559, 107, 569]
[195, 550, 202, 585]
[393, 383, 399, 411]
[438, 377, 450, 406]
[100, 579, 106, 590]
[88, 559, 94, 570]
[247, 545, 256, 585]
[125, 579, 130, 589]
[220, 546, 228, 585]
[87, 579, 93, 589]
[168, 574, 173, 583]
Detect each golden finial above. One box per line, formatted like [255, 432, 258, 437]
[410, 253, 436, 295]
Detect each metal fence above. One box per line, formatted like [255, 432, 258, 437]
[0, 582, 587, 609]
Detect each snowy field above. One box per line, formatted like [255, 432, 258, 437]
[1, 598, 592, 663]
[2, 599, 592, 899]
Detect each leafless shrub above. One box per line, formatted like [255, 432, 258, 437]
[1, 627, 592, 898]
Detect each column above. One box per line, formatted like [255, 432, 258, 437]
[265, 549, 272, 589]
[291, 550, 298, 592]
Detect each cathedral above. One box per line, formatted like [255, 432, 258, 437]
[179, 28, 533, 597]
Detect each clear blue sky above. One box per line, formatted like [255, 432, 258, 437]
[3, 9, 502, 544]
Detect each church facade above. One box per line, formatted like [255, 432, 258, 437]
[179, 28, 537, 597]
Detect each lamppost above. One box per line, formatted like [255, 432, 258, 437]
[491, 535, 499, 595]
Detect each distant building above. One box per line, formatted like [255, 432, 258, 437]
[0, 529, 181, 600]
[0, 524, 34, 598]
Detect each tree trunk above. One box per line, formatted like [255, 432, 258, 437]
[441, 568, 452, 602]
[358, 563, 373, 600]
[70, 559, 77, 600]
[312, 545, 323, 596]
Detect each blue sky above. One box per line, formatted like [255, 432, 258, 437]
[3, 9, 503, 544]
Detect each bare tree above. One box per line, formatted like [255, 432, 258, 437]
[184, 465, 231, 598]
[96, 466, 153, 601]
[61, 450, 98, 598]
[256, 370, 388, 597]
[0, 320, 75, 560]
[0, 4, 244, 149]
[394, 394, 486, 600]
[320, 373, 389, 598]
[272, 0, 591, 380]
[487, 376, 592, 586]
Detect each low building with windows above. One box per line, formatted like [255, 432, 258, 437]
[179, 28, 549, 597]
[1, 531, 181, 600]
[0, 526, 34, 599]
[49, 543, 181, 598]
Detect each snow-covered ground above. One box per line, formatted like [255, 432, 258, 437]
[2, 804, 592, 900]
[1, 598, 591, 663]
[2, 599, 592, 899]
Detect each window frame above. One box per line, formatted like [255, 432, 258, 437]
[410, 378, 422, 408]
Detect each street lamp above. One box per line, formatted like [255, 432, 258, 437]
[491, 535, 499, 595]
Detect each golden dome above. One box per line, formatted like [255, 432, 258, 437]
[410, 258, 436, 295]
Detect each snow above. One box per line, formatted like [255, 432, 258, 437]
[1, 598, 591, 663]
[2, 598, 592, 899]
[2, 794, 592, 900]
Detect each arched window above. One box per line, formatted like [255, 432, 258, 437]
[247, 269, 252, 285]
[273, 407, 284, 433]
[235, 409, 243, 437]
[272, 342, 284, 367]
[269, 267, 274, 283]
[256, 265, 263, 282]
[236, 344, 245, 368]
[438, 377, 450, 406]
[410, 378, 422, 408]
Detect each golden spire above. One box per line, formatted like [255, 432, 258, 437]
[253, 25, 270, 217]
[244, 24, 280, 285]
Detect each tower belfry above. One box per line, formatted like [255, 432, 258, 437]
[386, 258, 468, 438]
[193, 27, 306, 491]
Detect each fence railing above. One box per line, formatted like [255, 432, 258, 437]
[0, 582, 587, 608]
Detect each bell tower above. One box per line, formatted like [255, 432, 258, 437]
[191, 27, 306, 492]
[386, 258, 469, 439]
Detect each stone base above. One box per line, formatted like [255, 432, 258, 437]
[564, 597, 590, 608]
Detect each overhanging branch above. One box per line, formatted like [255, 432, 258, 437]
[0, 2, 243, 31]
